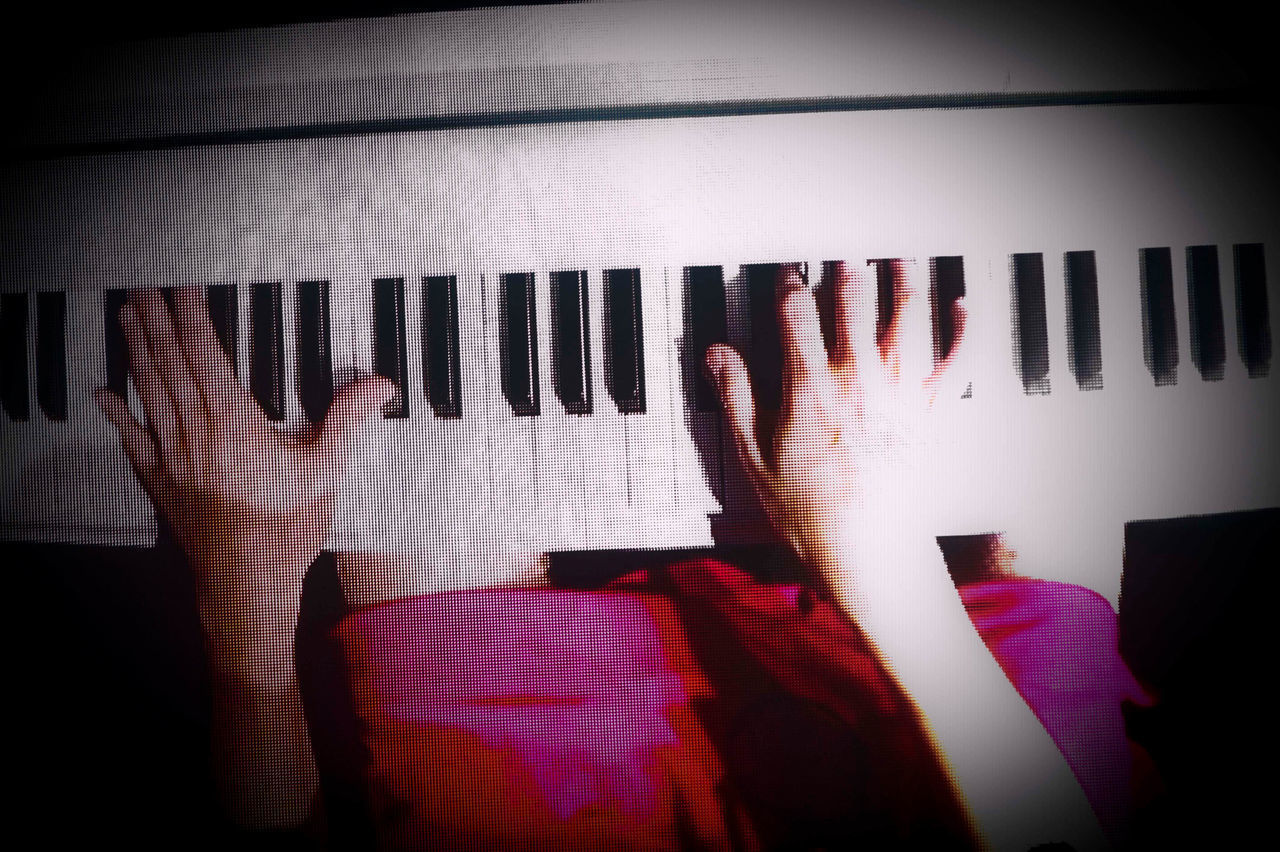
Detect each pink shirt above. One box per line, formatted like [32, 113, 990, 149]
[336, 559, 1153, 850]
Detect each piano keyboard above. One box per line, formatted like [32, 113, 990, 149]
[3, 105, 1278, 607]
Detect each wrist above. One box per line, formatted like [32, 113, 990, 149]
[195, 560, 305, 677]
[811, 505, 950, 612]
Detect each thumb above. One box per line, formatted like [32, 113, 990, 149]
[313, 375, 396, 486]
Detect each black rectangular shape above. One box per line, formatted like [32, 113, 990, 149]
[423, 275, 463, 418]
[104, 289, 129, 400]
[1233, 243, 1271, 378]
[500, 273, 539, 416]
[1064, 251, 1103, 389]
[872, 258, 895, 348]
[1139, 247, 1179, 386]
[1011, 253, 1051, 393]
[36, 291, 67, 421]
[296, 280, 333, 424]
[686, 265, 728, 411]
[604, 268, 646, 414]
[550, 271, 591, 415]
[1186, 245, 1226, 382]
[1, 292, 29, 420]
[373, 277, 409, 419]
[747, 263, 784, 411]
[813, 262, 838, 356]
[930, 256, 966, 365]
[206, 284, 238, 375]
[250, 282, 284, 421]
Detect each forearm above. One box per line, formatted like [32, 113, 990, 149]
[200, 587, 320, 831]
[824, 521, 1107, 852]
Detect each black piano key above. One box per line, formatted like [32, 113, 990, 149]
[550, 271, 592, 415]
[813, 262, 838, 356]
[206, 284, 238, 375]
[747, 263, 784, 411]
[685, 265, 728, 411]
[500, 273, 539, 417]
[872, 258, 895, 349]
[1233, 243, 1271, 378]
[296, 280, 333, 424]
[604, 268, 646, 414]
[930, 256, 966, 365]
[103, 289, 129, 400]
[1064, 251, 1103, 390]
[1186, 245, 1226, 382]
[1, 292, 29, 421]
[36, 291, 67, 421]
[1139, 247, 1179, 386]
[249, 282, 285, 421]
[423, 275, 463, 418]
[1011, 253, 1051, 394]
[373, 277, 409, 419]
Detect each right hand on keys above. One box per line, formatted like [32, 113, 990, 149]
[94, 287, 393, 628]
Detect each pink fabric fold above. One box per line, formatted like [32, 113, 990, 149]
[959, 578, 1154, 840]
[342, 589, 686, 820]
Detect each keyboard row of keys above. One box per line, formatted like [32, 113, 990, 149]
[0, 247, 1270, 424]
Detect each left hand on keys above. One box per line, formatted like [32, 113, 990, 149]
[94, 287, 393, 628]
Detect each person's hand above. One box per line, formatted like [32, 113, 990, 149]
[94, 287, 393, 627]
[705, 261, 966, 592]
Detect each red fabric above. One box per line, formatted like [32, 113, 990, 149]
[336, 559, 1146, 850]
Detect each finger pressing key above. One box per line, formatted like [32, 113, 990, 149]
[877, 259, 931, 387]
[776, 264, 831, 406]
[120, 301, 184, 473]
[94, 386, 162, 502]
[172, 286, 240, 414]
[831, 261, 879, 386]
[898, 259, 935, 390]
[924, 297, 969, 406]
[706, 343, 768, 483]
[132, 289, 206, 467]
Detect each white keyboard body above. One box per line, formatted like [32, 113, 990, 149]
[2, 2, 1277, 607]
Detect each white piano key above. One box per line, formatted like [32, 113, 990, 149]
[409, 271, 488, 553]
[581, 267, 628, 551]
[402, 273, 427, 415]
[235, 280, 253, 398]
[1170, 244, 1194, 387]
[1094, 240, 1148, 397]
[278, 275, 304, 427]
[454, 269, 493, 544]
[1264, 242, 1278, 379]
[1042, 248, 1074, 397]
[532, 267, 584, 550]
[962, 254, 1009, 405]
[0, 291, 34, 425]
[623, 265, 676, 513]
[327, 277, 357, 397]
[62, 289, 104, 526]
[1217, 244, 1244, 386]
[1, 293, 42, 529]
[484, 271, 539, 551]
